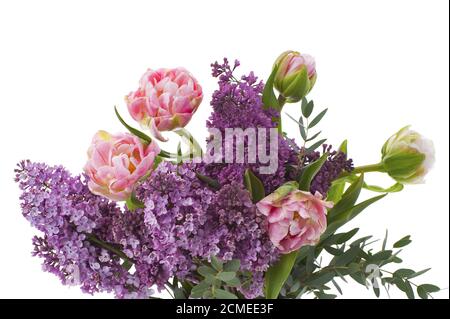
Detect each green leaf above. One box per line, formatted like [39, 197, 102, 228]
[306, 247, 316, 274]
[418, 284, 440, 293]
[225, 277, 241, 287]
[382, 229, 388, 251]
[121, 260, 133, 271]
[297, 152, 328, 191]
[306, 131, 322, 142]
[264, 250, 298, 299]
[326, 180, 346, 204]
[306, 139, 327, 152]
[198, 266, 216, 277]
[369, 250, 393, 263]
[332, 279, 343, 295]
[308, 108, 328, 128]
[305, 270, 335, 286]
[224, 259, 241, 272]
[243, 168, 266, 203]
[210, 256, 223, 271]
[215, 289, 238, 299]
[393, 268, 415, 279]
[315, 292, 337, 299]
[363, 182, 404, 193]
[324, 194, 387, 239]
[190, 280, 211, 298]
[302, 99, 314, 118]
[125, 191, 145, 211]
[338, 140, 348, 154]
[395, 278, 415, 299]
[114, 106, 153, 144]
[408, 268, 431, 279]
[417, 286, 429, 299]
[299, 117, 307, 140]
[196, 173, 220, 190]
[262, 66, 280, 110]
[333, 246, 362, 267]
[328, 174, 364, 223]
[393, 235, 412, 248]
[216, 272, 236, 282]
[350, 272, 367, 286]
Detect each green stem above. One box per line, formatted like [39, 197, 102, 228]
[85, 233, 134, 265]
[352, 163, 386, 174]
[276, 95, 286, 133]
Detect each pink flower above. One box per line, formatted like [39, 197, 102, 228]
[256, 186, 332, 254]
[125, 67, 203, 141]
[83, 130, 160, 201]
[273, 51, 317, 102]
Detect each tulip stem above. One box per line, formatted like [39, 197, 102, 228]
[352, 163, 386, 174]
[276, 95, 287, 133]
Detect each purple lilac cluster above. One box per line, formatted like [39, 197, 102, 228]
[133, 162, 278, 298]
[204, 58, 297, 194]
[14, 160, 146, 298]
[16, 161, 168, 298]
[303, 144, 354, 195]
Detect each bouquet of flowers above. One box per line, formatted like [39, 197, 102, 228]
[15, 51, 440, 299]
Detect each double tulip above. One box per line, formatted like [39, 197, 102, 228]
[381, 126, 435, 184]
[84, 130, 160, 201]
[256, 183, 332, 254]
[126, 67, 203, 141]
[273, 50, 317, 103]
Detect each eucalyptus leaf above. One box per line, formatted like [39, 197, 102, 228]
[224, 259, 240, 272]
[302, 100, 314, 118]
[393, 235, 412, 248]
[306, 139, 327, 152]
[216, 272, 236, 282]
[308, 108, 328, 128]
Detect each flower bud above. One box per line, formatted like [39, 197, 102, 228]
[273, 51, 317, 103]
[381, 126, 435, 184]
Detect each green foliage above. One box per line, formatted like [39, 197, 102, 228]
[243, 168, 266, 203]
[189, 258, 242, 299]
[281, 229, 441, 299]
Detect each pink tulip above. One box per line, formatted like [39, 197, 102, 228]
[256, 187, 332, 254]
[125, 67, 203, 141]
[83, 130, 160, 201]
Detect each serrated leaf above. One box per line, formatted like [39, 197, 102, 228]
[308, 108, 328, 128]
[297, 152, 328, 191]
[243, 168, 265, 203]
[302, 100, 314, 118]
[215, 288, 238, 299]
[224, 259, 240, 272]
[306, 139, 327, 152]
[262, 66, 280, 111]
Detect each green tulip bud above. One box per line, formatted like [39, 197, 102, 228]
[381, 126, 435, 184]
[273, 51, 317, 103]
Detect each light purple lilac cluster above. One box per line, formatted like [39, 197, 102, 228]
[134, 162, 278, 298]
[204, 58, 297, 194]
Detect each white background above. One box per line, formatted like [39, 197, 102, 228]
[0, 0, 448, 299]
